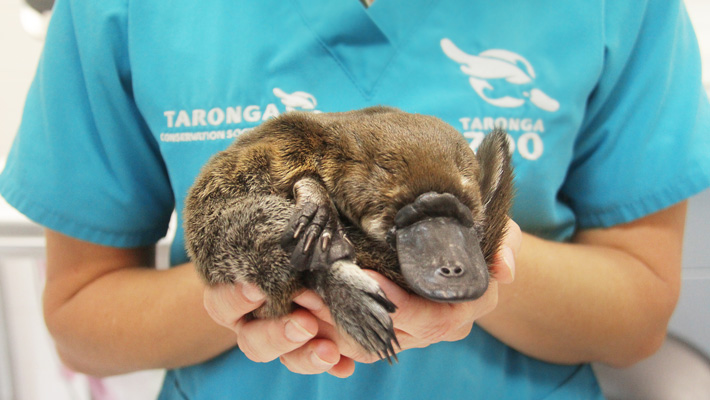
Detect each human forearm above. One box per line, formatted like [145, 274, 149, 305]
[43, 248, 238, 376]
[477, 204, 685, 367]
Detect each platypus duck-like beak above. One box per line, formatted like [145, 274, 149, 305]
[394, 192, 489, 302]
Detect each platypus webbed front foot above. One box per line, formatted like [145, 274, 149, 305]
[281, 176, 355, 271]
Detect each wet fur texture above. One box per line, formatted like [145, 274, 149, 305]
[184, 107, 513, 360]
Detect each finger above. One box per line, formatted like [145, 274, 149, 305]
[203, 283, 266, 329]
[361, 272, 449, 340]
[388, 328, 433, 351]
[314, 318, 384, 364]
[326, 356, 356, 378]
[293, 290, 335, 325]
[490, 218, 522, 284]
[237, 308, 318, 363]
[366, 271, 497, 343]
[279, 338, 341, 375]
[505, 218, 523, 256]
[292, 295, 386, 364]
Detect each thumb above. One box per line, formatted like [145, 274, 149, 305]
[491, 218, 521, 285]
[203, 282, 266, 330]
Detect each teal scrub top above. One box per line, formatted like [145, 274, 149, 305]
[2, 0, 709, 398]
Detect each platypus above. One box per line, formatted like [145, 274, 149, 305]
[184, 106, 513, 362]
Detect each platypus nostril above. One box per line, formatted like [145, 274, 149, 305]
[437, 266, 465, 277]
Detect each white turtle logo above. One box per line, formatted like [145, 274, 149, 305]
[273, 88, 318, 112]
[441, 38, 560, 112]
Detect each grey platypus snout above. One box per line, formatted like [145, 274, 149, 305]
[394, 192, 489, 302]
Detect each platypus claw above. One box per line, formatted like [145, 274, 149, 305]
[281, 177, 354, 271]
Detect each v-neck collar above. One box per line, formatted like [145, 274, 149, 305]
[366, 0, 434, 48]
[290, 0, 433, 98]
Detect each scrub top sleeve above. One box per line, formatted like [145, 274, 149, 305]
[561, 0, 710, 229]
[0, 0, 175, 248]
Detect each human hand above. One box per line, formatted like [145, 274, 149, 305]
[203, 282, 355, 378]
[292, 218, 522, 365]
[208, 218, 520, 377]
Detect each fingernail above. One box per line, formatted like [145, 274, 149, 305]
[294, 292, 324, 312]
[311, 350, 337, 369]
[502, 246, 516, 281]
[285, 319, 315, 343]
[241, 283, 266, 303]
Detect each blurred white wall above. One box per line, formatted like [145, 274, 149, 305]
[686, 0, 710, 89]
[0, 0, 43, 157]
